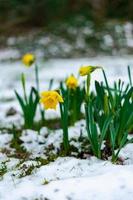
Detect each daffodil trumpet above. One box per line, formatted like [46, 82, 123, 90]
[66, 75, 78, 90]
[22, 53, 35, 67]
[79, 65, 102, 102]
[40, 91, 63, 110]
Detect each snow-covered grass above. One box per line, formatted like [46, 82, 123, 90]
[0, 118, 133, 200]
[1, 151, 133, 200]
[0, 125, 133, 199]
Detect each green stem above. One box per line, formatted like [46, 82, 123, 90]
[21, 73, 28, 104]
[102, 69, 114, 109]
[59, 91, 69, 155]
[98, 150, 101, 159]
[86, 74, 91, 102]
[35, 64, 39, 92]
[111, 154, 117, 163]
[104, 93, 109, 115]
[63, 125, 69, 154]
[71, 89, 77, 124]
[127, 66, 132, 86]
[35, 64, 45, 122]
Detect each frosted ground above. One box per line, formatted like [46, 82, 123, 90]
[0, 54, 133, 200]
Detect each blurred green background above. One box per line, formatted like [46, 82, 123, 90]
[0, 0, 132, 33]
[0, 0, 133, 59]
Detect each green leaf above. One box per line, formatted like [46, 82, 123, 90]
[48, 79, 54, 90]
[128, 66, 132, 86]
[102, 69, 114, 109]
[100, 115, 112, 146]
[15, 90, 26, 114]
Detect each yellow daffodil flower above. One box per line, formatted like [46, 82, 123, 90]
[40, 91, 63, 110]
[79, 65, 101, 76]
[22, 53, 35, 67]
[66, 75, 78, 90]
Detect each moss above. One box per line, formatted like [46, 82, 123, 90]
[43, 179, 49, 185]
[18, 164, 36, 178]
[0, 161, 8, 179]
[9, 126, 29, 159]
[35, 154, 59, 167]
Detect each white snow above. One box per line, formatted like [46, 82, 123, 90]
[0, 156, 133, 200]
[0, 118, 133, 200]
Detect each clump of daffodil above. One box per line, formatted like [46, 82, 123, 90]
[22, 53, 35, 67]
[40, 91, 63, 110]
[79, 65, 101, 76]
[66, 75, 78, 90]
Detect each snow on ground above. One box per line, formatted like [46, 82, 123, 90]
[1, 155, 133, 200]
[0, 119, 133, 200]
[0, 55, 133, 200]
